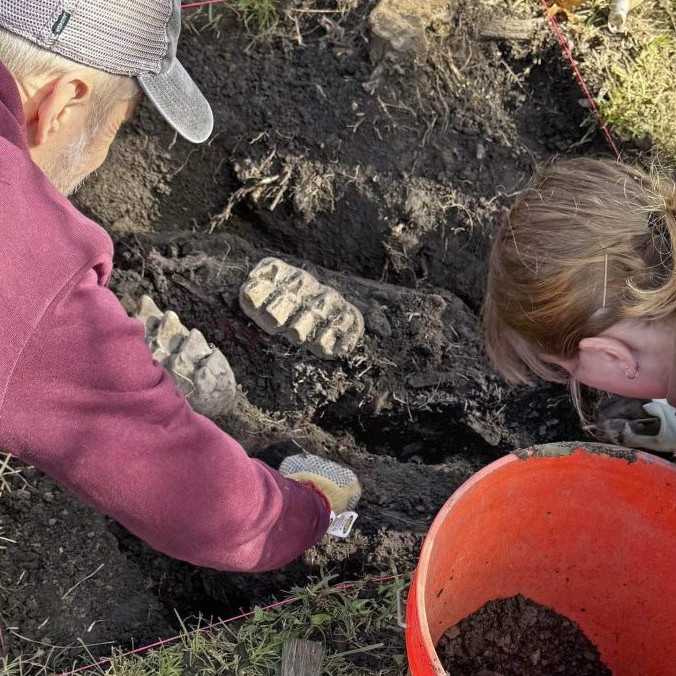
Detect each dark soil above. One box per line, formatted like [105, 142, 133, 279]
[1, 0, 610, 670]
[0, 469, 171, 664]
[437, 595, 612, 676]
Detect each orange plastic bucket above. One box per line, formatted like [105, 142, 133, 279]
[406, 443, 676, 676]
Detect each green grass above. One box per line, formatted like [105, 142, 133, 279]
[598, 34, 676, 158]
[183, 0, 280, 34]
[235, 0, 279, 32]
[449, 0, 676, 159]
[559, 0, 676, 160]
[3, 576, 409, 676]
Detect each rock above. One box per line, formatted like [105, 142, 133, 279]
[369, 0, 449, 59]
[239, 258, 365, 360]
[133, 295, 237, 418]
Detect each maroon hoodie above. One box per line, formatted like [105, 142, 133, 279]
[0, 62, 330, 572]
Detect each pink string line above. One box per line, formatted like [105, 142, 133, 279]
[181, 0, 226, 9]
[539, 0, 622, 160]
[56, 574, 402, 675]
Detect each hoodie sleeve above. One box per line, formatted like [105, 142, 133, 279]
[0, 267, 330, 572]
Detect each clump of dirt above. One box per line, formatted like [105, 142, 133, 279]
[437, 594, 612, 676]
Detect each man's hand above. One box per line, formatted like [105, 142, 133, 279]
[279, 453, 361, 514]
[591, 396, 676, 454]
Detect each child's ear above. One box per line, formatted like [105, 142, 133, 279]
[578, 336, 638, 379]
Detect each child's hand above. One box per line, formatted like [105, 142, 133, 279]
[591, 396, 676, 454]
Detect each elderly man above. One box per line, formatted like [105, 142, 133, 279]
[0, 0, 360, 572]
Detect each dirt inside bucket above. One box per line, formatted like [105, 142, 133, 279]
[437, 594, 612, 676]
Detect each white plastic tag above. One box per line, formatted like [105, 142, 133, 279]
[327, 511, 358, 538]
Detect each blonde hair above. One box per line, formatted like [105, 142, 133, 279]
[484, 158, 676, 388]
[0, 28, 138, 134]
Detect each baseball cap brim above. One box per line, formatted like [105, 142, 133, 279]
[138, 59, 214, 144]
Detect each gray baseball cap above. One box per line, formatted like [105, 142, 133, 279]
[0, 0, 214, 143]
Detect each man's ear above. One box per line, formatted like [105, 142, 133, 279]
[30, 72, 92, 146]
[578, 336, 638, 378]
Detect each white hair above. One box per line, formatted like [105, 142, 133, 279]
[0, 27, 138, 133]
[0, 28, 141, 194]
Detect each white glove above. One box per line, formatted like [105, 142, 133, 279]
[624, 400, 676, 453]
[593, 396, 676, 453]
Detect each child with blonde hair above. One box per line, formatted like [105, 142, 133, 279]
[484, 158, 676, 452]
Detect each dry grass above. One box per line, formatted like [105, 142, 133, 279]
[598, 34, 676, 157]
[0, 454, 27, 497]
[481, 0, 675, 160]
[183, 0, 359, 39]
[562, 0, 675, 160]
[4, 576, 409, 676]
[183, 0, 280, 35]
